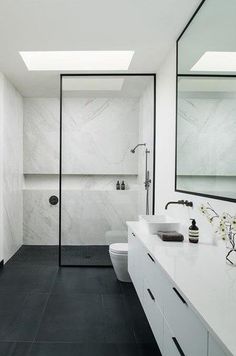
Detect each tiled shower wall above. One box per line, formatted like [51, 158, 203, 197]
[0, 73, 23, 262]
[23, 97, 140, 245]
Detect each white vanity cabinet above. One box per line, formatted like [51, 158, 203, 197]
[128, 225, 231, 356]
[164, 279, 208, 356]
[128, 229, 144, 302]
[163, 321, 186, 356]
[143, 273, 164, 353]
[208, 335, 229, 356]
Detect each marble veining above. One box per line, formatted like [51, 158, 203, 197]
[24, 190, 138, 245]
[24, 97, 139, 174]
[177, 97, 236, 176]
[1, 74, 23, 262]
[138, 83, 154, 213]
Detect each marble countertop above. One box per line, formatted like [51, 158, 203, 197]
[127, 221, 236, 356]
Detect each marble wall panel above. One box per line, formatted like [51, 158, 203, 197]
[1, 74, 23, 262]
[23, 190, 138, 245]
[178, 97, 236, 175]
[24, 97, 139, 174]
[138, 83, 154, 214]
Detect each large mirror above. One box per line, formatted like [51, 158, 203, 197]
[176, 0, 236, 201]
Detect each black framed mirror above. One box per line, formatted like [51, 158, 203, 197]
[176, 0, 236, 202]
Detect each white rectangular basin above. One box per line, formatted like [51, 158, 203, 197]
[139, 215, 180, 234]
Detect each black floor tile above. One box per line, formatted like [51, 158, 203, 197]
[29, 343, 119, 356]
[102, 294, 136, 343]
[0, 246, 162, 355]
[0, 265, 58, 293]
[52, 267, 121, 294]
[61, 245, 112, 266]
[123, 291, 156, 343]
[7, 246, 58, 267]
[120, 281, 136, 296]
[0, 293, 49, 342]
[0, 342, 32, 356]
[36, 293, 104, 342]
[118, 343, 161, 356]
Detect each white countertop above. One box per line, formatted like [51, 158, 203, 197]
[127, 221, 236, 356]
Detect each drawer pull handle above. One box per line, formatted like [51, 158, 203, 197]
[132, 232, 135, 237]
[147, 253, 155, 263]
[173, 287, 187, 305]
[172, 337, 185, 356]
[147, 288, 155, 301]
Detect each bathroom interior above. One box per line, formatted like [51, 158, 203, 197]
[0, 0, 236, 355]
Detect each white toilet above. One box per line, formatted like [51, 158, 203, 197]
[109, 243, 131, 282]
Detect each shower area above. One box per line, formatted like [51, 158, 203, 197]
[23, 74, 155, 267]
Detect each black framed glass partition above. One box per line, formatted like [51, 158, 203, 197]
[59, 74, 156, 267]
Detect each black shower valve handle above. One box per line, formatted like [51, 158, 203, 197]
[49, 195, 59, 205]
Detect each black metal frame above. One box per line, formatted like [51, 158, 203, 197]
[59, 73, 156, 267]
[175, 0, 236, 203]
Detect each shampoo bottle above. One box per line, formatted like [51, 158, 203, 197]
[189, 219, 199, 243]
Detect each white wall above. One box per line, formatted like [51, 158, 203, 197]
[155, 48, 236, 242]
[0, 74, 23, 262]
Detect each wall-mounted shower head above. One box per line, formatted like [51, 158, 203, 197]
[130, 143, 146, 153]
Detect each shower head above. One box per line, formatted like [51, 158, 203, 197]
[130, 143, 146, 153]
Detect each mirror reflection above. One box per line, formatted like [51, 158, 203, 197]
[176, 0, 236, 201]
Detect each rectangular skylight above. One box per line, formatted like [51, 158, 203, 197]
[191, 51, 236, 72]
[63, 77, 124, 91]
[19, 51, 134, 71]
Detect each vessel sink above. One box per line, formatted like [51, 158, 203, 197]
[139, 215, 180, 234]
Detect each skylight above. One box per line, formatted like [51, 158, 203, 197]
[191, 51, 236, 72]
[19, 51, 134, 71]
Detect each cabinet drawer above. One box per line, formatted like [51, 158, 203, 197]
[164, 281, 207, 356]
[143, 276, 164, 353]
[164, 321, 186, 356]
[143, 249, 166, 310]
[208, 334, 229, 356]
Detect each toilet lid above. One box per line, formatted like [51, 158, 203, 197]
[109, 243, 128, 255]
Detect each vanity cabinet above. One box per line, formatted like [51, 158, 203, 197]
[164, 279, 208, 356]
[143, 273, 164, 353]
[128, 229, 144, 302]
[208, 335, 229, 356]
[163, 321, 186, 356]
[128, 226, 211, 356]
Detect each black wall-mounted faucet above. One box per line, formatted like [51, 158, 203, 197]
[165, 200, 193, 210]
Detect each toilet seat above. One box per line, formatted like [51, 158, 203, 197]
[109, 243, 128, 255]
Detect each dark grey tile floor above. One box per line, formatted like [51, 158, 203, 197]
[0, 246, 161, 356]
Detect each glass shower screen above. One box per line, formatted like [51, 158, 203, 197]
[59, 74, 155, 266]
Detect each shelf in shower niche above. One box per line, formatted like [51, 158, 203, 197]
[23, 173, 139, 176]
[24, 174, 139, 190]
[23, 188, 140, 192]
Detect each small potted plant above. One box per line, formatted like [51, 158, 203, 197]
[200, 202, 236, 265]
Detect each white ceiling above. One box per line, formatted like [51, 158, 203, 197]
[0, 0, 201, 97]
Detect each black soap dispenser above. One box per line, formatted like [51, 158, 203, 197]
[116, 180, 120, 190]
[189, 219, 199, 243]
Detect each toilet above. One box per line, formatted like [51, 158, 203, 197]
[109, 243, 131, 282]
